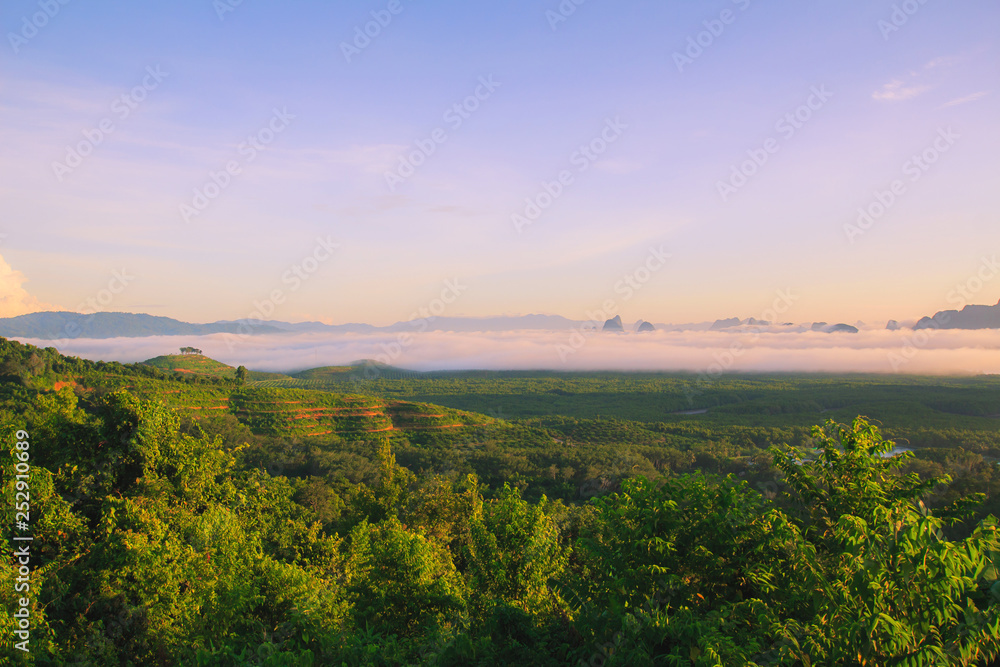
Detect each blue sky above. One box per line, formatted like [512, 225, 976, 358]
[1, 0, 998, 326]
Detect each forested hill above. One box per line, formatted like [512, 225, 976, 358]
[3, 336, 1000, 665]
[0, 311, 285, 339]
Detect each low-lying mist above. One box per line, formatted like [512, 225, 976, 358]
[18, 328, 1000, 376]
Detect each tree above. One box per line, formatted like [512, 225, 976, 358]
[344, 516, 466, 637]
[772, 417, 946, 543]
[465, 484, 568, 619]
[770, 418, 1000, 665]
[234, 365, 248, 385]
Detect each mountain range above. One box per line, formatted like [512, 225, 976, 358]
[914, 299, 1000, 330]
[0, 311, 589, 340]
[2, 302, 998, 340]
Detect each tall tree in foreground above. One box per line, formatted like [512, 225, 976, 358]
[770, 418, 1000, 666]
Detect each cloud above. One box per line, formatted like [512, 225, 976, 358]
[924, 55, 963, 70]
[872, 80, 930, 102]
[0, 254, 59, 317]
[941, 91, 988, 108]
[16, 328, 1000, 376]
[873, 56, 973, 105]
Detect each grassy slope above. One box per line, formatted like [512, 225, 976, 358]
[88, 359, 495, 438]
[142, 354, 236, 379]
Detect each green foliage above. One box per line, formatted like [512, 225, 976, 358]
[580, 473, 773, 610]
[4, 337, 1000, 665]
[767, 419, 1000, 666]
[97, 390, 180, 491]
[465, 484, 569, 619]
[773, 508, 1000, 665]
[772, 418, 947, 541]
[344, 516, 466, 638]
[570, 473, 780, 664]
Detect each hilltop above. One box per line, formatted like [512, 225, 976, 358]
[141, 353, 237, 379]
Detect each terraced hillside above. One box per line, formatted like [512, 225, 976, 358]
[226, 386, 491, 437]
[80, 367, 494, 438]
[0, 343, 493, 440]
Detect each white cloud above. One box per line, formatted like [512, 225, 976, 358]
[941, 91, 988, 108]
[0, 254, 59, 317]
[872, 80, 931, 102]
[924, 55, 963, 70]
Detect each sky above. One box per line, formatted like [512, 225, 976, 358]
[1, 0, 999, 329]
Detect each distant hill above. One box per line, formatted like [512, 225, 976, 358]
[710, 317, 741, 330]
[0, 312, 586, 340]
[3, 309, 919, 340]
[602, 315, 624, 331]
[291, 365, 356, 380]
[383, 314, 582, 332]
[914, 299, 1000, 330]
[0, 311, 284, 339]
[141, 354, 236, 379]
[824, 323, 860, 334]
[288, 360, 421, 383]
[222, 314, 584, 334]
[811, 322, 859, 334]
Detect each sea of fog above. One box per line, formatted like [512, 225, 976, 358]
[16, 328, 1000, 376]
